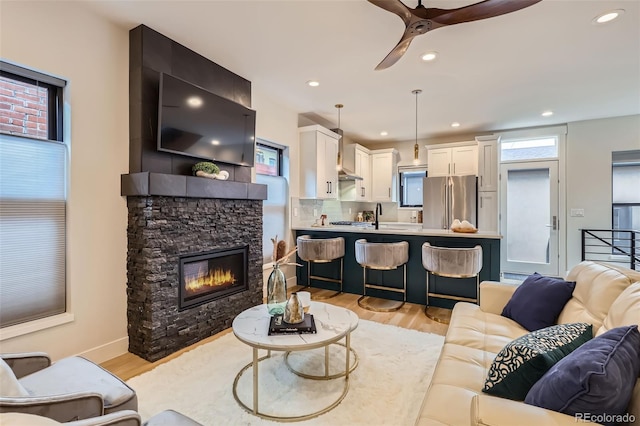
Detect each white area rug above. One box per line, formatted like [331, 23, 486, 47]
[127, 320, 444, 425]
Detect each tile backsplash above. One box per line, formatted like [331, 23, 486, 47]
[291, 198, 411, 226]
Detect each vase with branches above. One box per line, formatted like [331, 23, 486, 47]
[266, 237, 300, 315]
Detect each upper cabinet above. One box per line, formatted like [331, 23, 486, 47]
[370, 149, 398, 202]
[355, 145, 371, 201]
[477, 136, 500, 192]
[298, 125, 339, 199]
[427, 144, 478, 177]
[339, 143, 371, 202]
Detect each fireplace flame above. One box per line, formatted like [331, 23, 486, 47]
[185, 268, 236, 292]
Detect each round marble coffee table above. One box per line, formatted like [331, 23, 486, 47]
[231, 301, 359, 422]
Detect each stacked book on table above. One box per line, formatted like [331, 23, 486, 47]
[268, 314, 317, 335]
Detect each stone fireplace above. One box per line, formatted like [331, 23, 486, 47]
[122, 172, 266, 362]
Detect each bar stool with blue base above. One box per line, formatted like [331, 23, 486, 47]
[421, 242, 483, 324]
[297, 235, 345, 299]
[355, 239, 409, 312]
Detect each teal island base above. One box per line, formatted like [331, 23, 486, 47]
[294, 229, 501, 309]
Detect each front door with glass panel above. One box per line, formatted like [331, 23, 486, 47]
[500, 161, 559, 276]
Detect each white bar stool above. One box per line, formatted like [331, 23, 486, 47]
[355, 239, 409, 312]
[421, 242, 483, 323]
[297, 235, 345, 299]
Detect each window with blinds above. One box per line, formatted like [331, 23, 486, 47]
[255, 140, 287, 264]
[0, 62, 67, 328]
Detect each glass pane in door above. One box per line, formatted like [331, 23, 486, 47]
[506, 168, 550, 264]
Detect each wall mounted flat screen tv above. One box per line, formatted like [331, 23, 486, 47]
[157, 73, 256, 167]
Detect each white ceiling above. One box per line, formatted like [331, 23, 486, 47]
[80, 0, 640, 144]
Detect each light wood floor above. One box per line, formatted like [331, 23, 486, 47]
[100, 288, 450, 381]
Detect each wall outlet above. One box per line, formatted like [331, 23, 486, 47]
[313, 208, 318, 217]
[348, 208, 352, 214]
[293, 207, 298, 217]
[570, 208, 585, 217]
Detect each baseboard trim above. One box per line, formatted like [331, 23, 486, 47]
[287, 275, 297, 288]
[78, 337, 129, 364]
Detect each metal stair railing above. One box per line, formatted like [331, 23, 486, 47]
[581, 229, 639, 271]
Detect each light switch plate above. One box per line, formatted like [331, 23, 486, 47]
[570, 208, 585, 217]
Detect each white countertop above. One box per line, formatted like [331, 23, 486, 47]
[292, 225, 502, 239]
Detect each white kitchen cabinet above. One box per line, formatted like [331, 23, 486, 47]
[355, 146, 371, 201]
[370, 149, 398, 202]
[338, 143, 371, 202]
[452, 145, 478, 175]
[427, 148, 451, 177]
[477, 136, 499, 192]
[427, 144, 478, 177]
[298, 125, 339, 199]
[478, 191, 499, 232]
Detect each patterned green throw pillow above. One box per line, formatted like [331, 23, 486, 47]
[483, 322, 592, 401]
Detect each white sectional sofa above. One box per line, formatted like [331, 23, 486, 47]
[416, 261, 640, 426]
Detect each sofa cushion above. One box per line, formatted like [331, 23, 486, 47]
[417, 343, 497, 426]
[557, 261, 640, 330]
[597, 282, 640, 336]
[445, 302, 528, 353]
[19, 357, 137, 412]
[0, 358, 29, 397]
[525, 325, 640, 426]
[501, 273, 576, 331]
[483, 323, 592, 401]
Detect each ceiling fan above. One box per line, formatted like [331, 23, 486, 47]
[368, 0, 542, 70]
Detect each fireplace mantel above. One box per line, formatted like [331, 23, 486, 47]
[121, 172, 267, 200]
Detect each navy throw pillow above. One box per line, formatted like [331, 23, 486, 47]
[525, 325, 640, 426]
[502, 273, 576, 331]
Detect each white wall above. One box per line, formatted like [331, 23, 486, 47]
[252, 88, 300, 284]
[565, 115, 640, 269]
[0, 2, 129, 362]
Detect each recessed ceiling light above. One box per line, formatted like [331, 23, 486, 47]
[186, 96, 203, 108]
[421, 51, 438, 62]
[593, 9, 624, 24]
[451, 122, 460, 128]
[211, 139, 220, 145]
[306, 80, 320, 87]
[380, 131, 388, 136]
[541, 111, 553, 117]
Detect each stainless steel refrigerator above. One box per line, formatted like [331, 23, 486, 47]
[422, 175, 477, 229]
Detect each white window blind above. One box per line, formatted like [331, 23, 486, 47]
[256, 174, 287, 263]
[0, 134, 67, 327]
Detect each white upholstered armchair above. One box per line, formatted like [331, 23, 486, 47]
[0, 352, 137, 423]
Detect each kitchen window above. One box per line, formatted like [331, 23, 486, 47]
[399, 166, 427, 208]
[0, 62, 67, 328]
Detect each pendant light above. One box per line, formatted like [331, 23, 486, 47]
[412, 89, 422, 161]
[335, 103, 343, 167]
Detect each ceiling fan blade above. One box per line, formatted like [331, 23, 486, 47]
[415, 0, 542, 25]
[375, 31, 417, 71]
[368, 0, 413, 25]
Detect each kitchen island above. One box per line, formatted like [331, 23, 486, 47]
[293, 226, 501, 308]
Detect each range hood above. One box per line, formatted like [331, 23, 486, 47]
[331, 128, 363, 181]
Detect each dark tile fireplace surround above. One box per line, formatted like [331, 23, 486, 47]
[123, 25, 267, 362]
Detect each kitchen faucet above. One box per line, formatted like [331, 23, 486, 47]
[374, 203, 382, 230]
